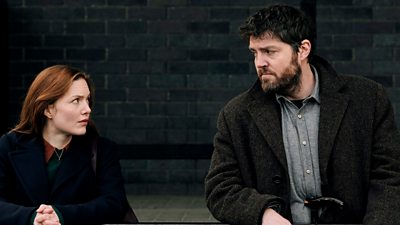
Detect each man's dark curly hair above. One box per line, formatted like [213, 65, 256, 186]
[239, 4, 316, 57]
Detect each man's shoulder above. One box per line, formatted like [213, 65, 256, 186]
[222, 87, 254, 113]
[338, 74, 383, 93]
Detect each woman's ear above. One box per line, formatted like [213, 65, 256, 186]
[44, 105, 54, 119]
[298, 39, 311, 61]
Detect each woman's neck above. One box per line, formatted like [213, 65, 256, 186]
[42, 128, 72, 149]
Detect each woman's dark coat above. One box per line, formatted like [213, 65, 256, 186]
[0, 132, 130, 225]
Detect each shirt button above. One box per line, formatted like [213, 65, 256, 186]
[297, 114, 302, 119]
[306, 169, 311, 174]
[302, 141, 307, 145]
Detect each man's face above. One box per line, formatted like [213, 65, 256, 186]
[249, 34, 302, 96]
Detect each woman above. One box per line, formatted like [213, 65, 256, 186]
[0, 65, 137, 225]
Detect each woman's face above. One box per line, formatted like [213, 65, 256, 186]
[44, 78, 91, 137]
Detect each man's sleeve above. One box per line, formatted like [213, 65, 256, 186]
[205, 108, 285, 225]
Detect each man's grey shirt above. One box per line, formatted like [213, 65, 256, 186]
[276, 65, 322, 224]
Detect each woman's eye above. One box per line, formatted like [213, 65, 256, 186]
[72, 99, 79, 103]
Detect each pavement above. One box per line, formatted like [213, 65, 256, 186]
[127, 195, 218, 223]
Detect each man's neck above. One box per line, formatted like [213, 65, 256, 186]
[288, 63, 315, 100]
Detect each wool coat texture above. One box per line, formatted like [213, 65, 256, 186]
[0, 131, 132, 225]
[205, 55, 400, 225]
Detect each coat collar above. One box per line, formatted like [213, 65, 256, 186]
[8, 133, 93, 204]
[246, 55, 350, 177]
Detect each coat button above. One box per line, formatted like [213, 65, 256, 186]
[272, 175, 282, 184]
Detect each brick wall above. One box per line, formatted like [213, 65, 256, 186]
[5, 0, 400, 194]
[316, 0, 400, 124]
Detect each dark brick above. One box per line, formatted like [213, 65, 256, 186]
[45, 35, 84, 47]
[230, 48, 253, 61]
[64, 0, 105, 6]
[168, 34, 208, 48]
[233, 0, 300, 6]
[87, 8, 126, 19]
[128, 7, 166, 20]
[108, 102, 147, 116]
[317, 22, 353, 34]
[148, 21, 187, 34]
[108, 75, 147, 89]
[373, 62, 400, 74]
[25, 48, 64, 60]
[108, 49, 147, 61]
[9, 21, 50, 34]
[355, 47, 392, 60]
[169, 62, 208, 74]
[26, 0, 63, 6]
[187, 74, 229, 88]
[316, 35, 333, 47]
[128, 89, 168, 101]
[66, 49, 106, 61]
[126, 116, 167, 129]
[332, 61, 373, 76]
[149, 102, 188, 116]
[189, 0, 230, 6]
[210, 8, 248, 20]
[189, 49, 229, 60]
[87, 62, 127, 74]
[148, 48, 187, 61]
[149, 74, 187, 88]
[334, 35, 372, 47]
[188, 102, 224, 116]
[128, 62, 166, 74]
[166, 129, 188, 144]
[8, 48, 23, 60]
[374, 34, 400, 47]
[353, 21, 396, 34]
[353, 0, 394, 6]
[209, 62, 249, 74]
[148, 0, 187, 6]
[208, 34, 245, 48]
[66, 22, 105, 34]
[196, 89, 240, 101]
[229, 75, 256, 89]
[167, 117, 198, 129]
[168, 7, 209, 21]
[187, 22, 229, 33]
[8, 35, 42, 47]
[107, 0, 146, 6]
[169, 90, 199, 101]
[43, 7, 85, 20]
[108, 21, 147, 34]
[331, 7, 372, 20]
[95, 89, 127, 102]
[316, 0, 353, 5]
[126, 34, 166, 47]
[317, 48, 353, 61]
[85, 35, 125, 48]
[373, 7, 400, 20]
[12, 7, 43, 19]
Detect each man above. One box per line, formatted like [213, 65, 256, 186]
[205, 4, 400, 225]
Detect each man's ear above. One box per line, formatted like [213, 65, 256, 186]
[298, 39, 311, 61]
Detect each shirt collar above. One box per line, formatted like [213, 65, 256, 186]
[275, 64, 320, 103]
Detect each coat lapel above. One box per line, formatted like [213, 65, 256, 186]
[318, 92, 349, 183]
[247, 81, 288, 171]
[9, 136, 50, 204]
[313, 56, 350, 184]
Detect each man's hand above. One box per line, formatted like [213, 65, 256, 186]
[262, 208, 291, 225]
[33, 204, 61, 225]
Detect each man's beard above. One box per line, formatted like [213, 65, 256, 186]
[258, 53, 302, 97]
